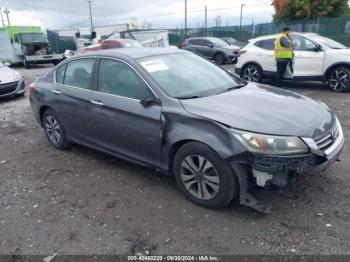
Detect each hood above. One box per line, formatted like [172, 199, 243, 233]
[180, 83, 334, 138]
[221, 45, 240, 51]
[0, 66, 22, 85]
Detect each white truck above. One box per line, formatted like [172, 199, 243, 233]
[0, 26, 63, 69]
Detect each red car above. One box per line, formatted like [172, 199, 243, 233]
[80, 39, 143, 53]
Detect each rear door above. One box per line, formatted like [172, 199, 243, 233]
[89, 57, 162, 165]
[254, 38, 276, 73]
[290, 35, 324, 77]
[51, 58, 96, 143]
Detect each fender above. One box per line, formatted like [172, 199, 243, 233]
[159, 109, 247, 173]
[323, 62, 350, 81]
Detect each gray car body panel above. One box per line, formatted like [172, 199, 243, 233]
[30, 48, 335, 174]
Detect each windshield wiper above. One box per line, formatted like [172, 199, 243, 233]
[217, 84, 247, 95]
[176, 95, 201, 100]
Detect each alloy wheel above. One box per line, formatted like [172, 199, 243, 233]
[180, 155, 220, 200]
[329, 69, 349, 92]
[214, 54, 224, 65]
[45, 115, 61, 144]
[243, 66, 260, 82]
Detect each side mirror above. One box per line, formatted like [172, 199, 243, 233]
[140, 96, 160, 107]
[207, 43, 214, 48]
[314, 45, 322, 52]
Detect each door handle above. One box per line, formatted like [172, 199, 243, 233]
[90, 99, 104, 106]
[51, 89, 61, 95]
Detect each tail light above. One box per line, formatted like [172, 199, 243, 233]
[28, 82, 35, 96]
[180, 42, 188, 49]
[237, 49, 247, 57]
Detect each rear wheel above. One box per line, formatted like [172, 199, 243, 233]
[214, 53, 225, 65]
[328, 67, 350, 92]
[43, 109, 70, 150]
[173, 142, 238, 208]
[242, 64, 262, 83]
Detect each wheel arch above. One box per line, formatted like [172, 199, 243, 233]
[39, 105, 51, 126]
[323, 62, 350, 81]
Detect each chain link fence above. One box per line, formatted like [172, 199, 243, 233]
[168, 16, 350, 47]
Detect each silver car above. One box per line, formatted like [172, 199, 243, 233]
[0, 61, 25, 98]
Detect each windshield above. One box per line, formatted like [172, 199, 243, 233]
[120, 39, 143, 48]
[209, 38, 230, 47]
[310, 35, 346, 49]
[137, 53, 242, 99]
[19, 33, 48, 44]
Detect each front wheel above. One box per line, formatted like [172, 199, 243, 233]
[242, 64, 262, 83]
[173, 142, 238, 208]
[328, 67, 350, 92]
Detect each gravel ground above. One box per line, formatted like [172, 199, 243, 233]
[0, 64, 349, 256]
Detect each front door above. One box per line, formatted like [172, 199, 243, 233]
[90, 58, 162, 166]
[291, 35, 325, 77]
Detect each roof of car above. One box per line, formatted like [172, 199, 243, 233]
[75, 47, 187, 59]
[251, 32, 319, 41]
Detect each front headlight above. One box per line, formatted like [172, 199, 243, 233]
[231, 129, 308, 155]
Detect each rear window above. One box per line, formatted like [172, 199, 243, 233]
[255, 39, 275, 50]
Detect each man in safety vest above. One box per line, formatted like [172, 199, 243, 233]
[274, 27, 293, 87]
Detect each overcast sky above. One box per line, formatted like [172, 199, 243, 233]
[0, 0, 274, 30]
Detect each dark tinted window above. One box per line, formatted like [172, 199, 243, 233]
[111, 41, 119, 48]
[255, 39, 275, 50]
[64, 58, 95, 89]
[56, 64, 66, 84]
[98, 59, 151, 100]
[102, 42, 110, 49]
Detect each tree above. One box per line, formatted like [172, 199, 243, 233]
[272, 0, 350, 21]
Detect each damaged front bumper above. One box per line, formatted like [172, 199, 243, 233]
[229, 119, 345, 213]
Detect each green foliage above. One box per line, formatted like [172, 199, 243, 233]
[273, 0, 350, 21]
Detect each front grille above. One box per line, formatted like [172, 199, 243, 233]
[314, 122, 339, 151]
[0, 81, 18, 95]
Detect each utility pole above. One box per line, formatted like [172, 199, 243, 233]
[204, 5, 207, 36]
[0, 7, 5, 27]
[184, 0, 188, 38]
[239, 4, 245, 40]
[86, 0, 94, 39]
[4, 8, 10, 26]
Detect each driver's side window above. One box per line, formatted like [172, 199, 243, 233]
[97, 58, 151, 100]
[291, 36, 317, 51]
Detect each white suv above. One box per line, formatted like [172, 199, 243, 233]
[235, 33, 350, 92]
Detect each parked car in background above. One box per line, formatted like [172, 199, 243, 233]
[29, 48, 344, 213]
[79, 38, 143, 53]
[221, 37, 247, 48]
[181, 37, 239, 64]
[0, 61, 25, 98]
[235, 32, 350, 92]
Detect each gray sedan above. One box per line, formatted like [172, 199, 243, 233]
[29, 48, 344, 213]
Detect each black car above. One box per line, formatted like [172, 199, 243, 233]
[29, 48, 344, 213]
[181, 37, 240, 65]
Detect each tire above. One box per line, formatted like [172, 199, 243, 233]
[173, 142, 238, 208]
[42, 109, 71, 150]
[214, 53, 225, 65]
[23, 59, 31, 69]
[242, 64, 262, 83]
[327, 67, 350, 93]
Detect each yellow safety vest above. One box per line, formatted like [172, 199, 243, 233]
[274, 33, 293, 59]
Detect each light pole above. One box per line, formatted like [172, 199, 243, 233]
[4, 8, 10, 26]
[204, 5, 207, 36]
[239, 4, 245, 39]
[185, 0, 187, 38]
[87, 0, 94, 39]
[0, 7, 5, 27]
